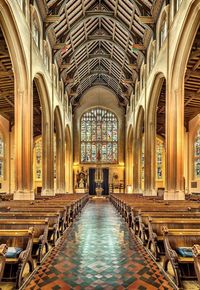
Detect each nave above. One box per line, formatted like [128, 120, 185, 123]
[25, 198, 173, 290]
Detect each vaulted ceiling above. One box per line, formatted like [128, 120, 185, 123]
[42, 0, 164, 108]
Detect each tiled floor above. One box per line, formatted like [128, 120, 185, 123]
[25, 198, 174, 290]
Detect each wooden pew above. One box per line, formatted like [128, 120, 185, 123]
[0, 212, 60, 246]
[162, 227, 200, 289]
[1, 206, 66, 234]
[0, 219, 48, 264]
[193, 244, 200, 286]
[0, 244, 7, 282]
[135, 211, 200, 244]
[147, 218, 200, 261]
[0, 227, 34, 288]
[129, 204, 200, 232]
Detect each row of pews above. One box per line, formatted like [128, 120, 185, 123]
[0, 193, 89, 289]
[110, 193, 200, 289]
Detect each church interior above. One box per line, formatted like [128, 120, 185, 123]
[1, 0, 200, 289]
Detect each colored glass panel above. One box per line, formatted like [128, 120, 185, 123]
[80, 108, 118, 163]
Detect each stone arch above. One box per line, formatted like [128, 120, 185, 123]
[145, 73, 166, 195]
[65, 124, 73, 193]
[33, 73, 54, 195]
[0, 1, 33, 198]
[166, 0, 200, 199]
[54, 106, 65, 193]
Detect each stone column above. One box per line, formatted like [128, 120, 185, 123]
[56, 134, 65, 193]
[133, 138, 143, 193]
[14, 88, 34, 200]
[164, 87, 185, 200]
[41, 120, 54, 196]
[144, 119, 157, 196]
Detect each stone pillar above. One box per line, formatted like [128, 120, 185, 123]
[144, 120, 157, 196]
[164, 88, 185, 200]
[41, 120, 54, 196]
[14, 88, 34, 200]
[133, 138, 143, 193]
[56, 134, 65, 193]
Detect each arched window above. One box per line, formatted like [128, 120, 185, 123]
[34, 138, 42, 180]
[80, 108, 118, 163]
[0, 135, 4, 179]
[160, 15, 167, 48]
[156, 138, 164, 180]
[141, 136, 144, 180]
[194, 128, 200, 178]
[33, 17, 40, 49]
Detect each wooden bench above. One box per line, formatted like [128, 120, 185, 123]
[135, 212, 200, 244]
[162, 227, 200, 288]
[0, 227, 34, 288]
[147, 218, 200, 261]
[0, 219, 48, 264]
[193, 244, 200, 286]
[0, 244, 7, 282]
[1, 206, 66, 235]
[0, 212, 60, 246]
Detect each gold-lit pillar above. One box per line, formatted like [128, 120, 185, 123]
[14, 87, 34, 200]
[41, 119, 54, 196]
[164, 87, 185, 200]
[144, 120, 156, 195]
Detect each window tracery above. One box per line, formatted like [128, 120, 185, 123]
[80, 108, 118, 163]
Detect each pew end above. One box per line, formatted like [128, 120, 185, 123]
[162, 227, 200, 289]
[0, 227, 34, 288]
[193, 244, 200, 286]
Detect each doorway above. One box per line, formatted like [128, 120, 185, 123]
[89, 168, 109, 195]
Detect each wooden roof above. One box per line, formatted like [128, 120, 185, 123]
[0, 27, 14, 127]
[43, 0, 163, 107]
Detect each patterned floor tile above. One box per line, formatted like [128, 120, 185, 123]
[24, 199, 175, 290]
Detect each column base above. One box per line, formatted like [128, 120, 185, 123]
[41, 189, 55, 196]
[14, 190, 35, 200]
[164, 190, 185, 200]
[143, 189, 157, 196]
[132, 189, 143, 194]
[55, 189, 66, 195]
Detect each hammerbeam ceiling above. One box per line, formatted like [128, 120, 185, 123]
[41, 0, 164, 107]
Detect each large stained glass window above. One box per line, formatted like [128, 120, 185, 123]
[194, 128, 200, 178]
[81, 108, 118, 163]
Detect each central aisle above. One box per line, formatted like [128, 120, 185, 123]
[26, 198, 174, 290]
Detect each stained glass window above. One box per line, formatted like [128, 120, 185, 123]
[81, 108, 118, 163]
[35, 138, 42, 180]
[194, 128, 200, 178]
[156, 139, 163, 180]
[141, 137, 144, 180]
[0, 137, 4, 179]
